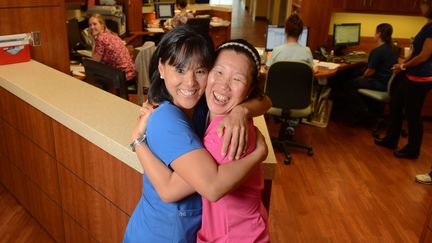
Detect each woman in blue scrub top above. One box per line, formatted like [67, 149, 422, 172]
[124, 25, 271, 243]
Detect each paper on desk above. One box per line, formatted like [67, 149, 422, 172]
[317, 61, 340, 70]
[77, 50, 93, 58]
[147, 28, 164, 33]
[70, 65, 84, 72]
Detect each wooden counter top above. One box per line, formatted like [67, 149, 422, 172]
[0, 60, 275, 179]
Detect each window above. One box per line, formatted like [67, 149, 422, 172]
[210, 0, 232, 5]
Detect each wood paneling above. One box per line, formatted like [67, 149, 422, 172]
[125, 0, 143, 33]
[58, 164, 130, 242]
[0, 119, 7, 158]
[0, 0, 61, 8]
[3, 122, 60, 203]
[0, 153, 14, 193]
[63, 213, 98, 243]
[0, 3, 69, 73]
[0, 89, 56, 156]
[52, 120, 142, 216]
[299, 0, 333, 52]
[10, 164, 65, 242]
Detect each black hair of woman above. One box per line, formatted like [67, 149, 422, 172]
[376, 23, 393, 45]
[148, 25, 215, 104]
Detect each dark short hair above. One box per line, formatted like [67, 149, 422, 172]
[285, 14, 304, 38]
[423, 0, 432, 18]
[216, 39, 263, 100]
[376, 23, 393, 45]
[176, 0, 188, 9]
[148, 25, 215, 104]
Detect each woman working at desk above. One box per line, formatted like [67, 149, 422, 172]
[172, 0, 194, 27]
[88, 13, 136, 81]
[375, 0, 432, 159]
[265, 14, 314, 68]
[345, 23, 398, 123]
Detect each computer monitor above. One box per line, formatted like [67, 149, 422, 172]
[265, 25, 309, 51]
[299, 27, 308, 47]
[333, 23, 361, 46]
[154, 2, 175, 19]
[67, 18, 85, 53]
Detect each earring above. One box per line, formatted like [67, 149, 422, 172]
[160, 75, 164, 79]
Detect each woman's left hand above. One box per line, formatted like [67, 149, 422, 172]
[130, 101, 157, 142]
[217, 106, 248, 161]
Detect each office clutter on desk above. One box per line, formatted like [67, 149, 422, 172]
[316, 61, 340, 70]
[147, 28, 165, 33]
[77, 50, 93, 58]
[0, 33, 31, 65]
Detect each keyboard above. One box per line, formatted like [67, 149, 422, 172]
[343, 54, 368, 63]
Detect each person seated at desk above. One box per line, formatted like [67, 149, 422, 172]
[172, 0, 194, 27]
[265, 14, 314, 68]
[338, 23, 398, 124]
[88, 13, 136, 81]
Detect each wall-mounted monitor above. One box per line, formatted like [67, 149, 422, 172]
[154, 2, 175, 19]
[265, 25, 309, 51]
[333, 23, 361, 46]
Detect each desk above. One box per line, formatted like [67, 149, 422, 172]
[260, 61, 365, 127]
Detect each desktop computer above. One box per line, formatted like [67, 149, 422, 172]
[265, 25, 309, 51]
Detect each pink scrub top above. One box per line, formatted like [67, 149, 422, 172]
[197, 116, 270, 243]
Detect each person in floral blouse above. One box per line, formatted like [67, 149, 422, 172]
[88, 13, 136, 81]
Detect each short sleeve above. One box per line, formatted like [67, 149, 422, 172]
[146, 102, 204, 166]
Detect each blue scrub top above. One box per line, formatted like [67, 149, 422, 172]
[124, 101, 206, 243]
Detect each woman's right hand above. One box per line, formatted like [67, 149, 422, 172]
[392, 63, 403, 74]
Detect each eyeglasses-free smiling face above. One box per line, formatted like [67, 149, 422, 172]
[206, 49, 253, 117]
[158, 60, 208, 113]
[88, 17, 104, 37]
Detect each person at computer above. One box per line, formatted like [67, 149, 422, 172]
[172, 0, 194, 27]
[344, 23, 398, 123]
[265, 14, 314, 68]
[88, 13, 136, 81]
[375, 0, 432, 159]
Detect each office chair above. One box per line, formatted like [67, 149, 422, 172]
[186, 17, 211, 33]
[82, 59, 129, 100]
[134, 41, 156, 105]
[357, 73, 399, 138]
[265, 61, 314, 164]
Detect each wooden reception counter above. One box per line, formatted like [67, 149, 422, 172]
[0, 60, 276, 242]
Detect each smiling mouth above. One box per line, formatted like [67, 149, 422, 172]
[213, 91, 229, 104]
[179, 89, 197, 97]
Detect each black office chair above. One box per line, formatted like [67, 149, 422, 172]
[82, 59, 129, 100]
[186, 17, 211, 33]
[265, 61, 314, 164]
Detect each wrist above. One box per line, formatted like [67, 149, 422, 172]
[234, 105, 249, 118]
[130, 133, 147, 152]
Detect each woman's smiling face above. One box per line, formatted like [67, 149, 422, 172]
[205, 49, 253, 116]
[158, 59, 208, 113]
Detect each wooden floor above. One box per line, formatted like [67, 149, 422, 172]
[1, 1, 432, 242]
